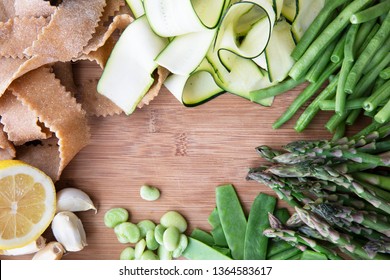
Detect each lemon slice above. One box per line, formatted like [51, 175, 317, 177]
[0, 160, 56, 250]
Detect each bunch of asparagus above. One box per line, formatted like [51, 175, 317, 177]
[247, 125, 390, 260]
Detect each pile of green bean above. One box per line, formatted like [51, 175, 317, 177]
[250, 0, 390, 139]
[104, 208, 189, 260]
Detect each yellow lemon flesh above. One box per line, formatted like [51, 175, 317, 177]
[0, 160, 56, 250]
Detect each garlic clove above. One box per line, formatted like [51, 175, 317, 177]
[32, 242, 65, 260]
[56, 187, 97, 213]
[0, 236, 46, 256]
[51, 211, 88, 252]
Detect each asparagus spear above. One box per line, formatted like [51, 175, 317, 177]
[267, 164, 390, 215]
[295, 207, 390, 260]
[264, 214, 343, 260]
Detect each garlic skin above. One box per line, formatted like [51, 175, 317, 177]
[56, 187, 97, 213]
[51, 211, 88, 252]
[0, 236, 46, 256]
[32, 242, 65, 260]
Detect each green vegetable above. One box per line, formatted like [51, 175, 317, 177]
[300, 250, 328, 260]
[190, 228, 214, 246]
[268, 247, 302, 260]
[160, 211, 187, 233]
[215, 184, 247, 260]
[134, 239, 146, 259]
[114, 222, 141, 244]
[140, 250, 159, 260]
[380, 67, 390, 79]
[154, 224, 166, 245]
[157, 245, 173, 260]
[350, 0, 390, 24]
[244, 193, 276, 260]
[182, 237, 232, 260]
[140, 185, 161, 201]
[104, 208, 129, 228]
[137, 220, 156, 238]
[163, 226, 181, 251]
[172, 234, 189, 258]
[146, 230, 159, 251]
[210, 225, 228, 247]
[120, 247, 135, 260]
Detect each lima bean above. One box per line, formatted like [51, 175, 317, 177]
[160, 211, 187, 233]
[140, 250, 159, 260]
[163, 226, 180, 251]
[140, 185, 160, 201]
[137, 220, 156, 238]
[157, 245, 173, 260]
[172, 234, 188, 258]
[120, 247, 135, 260]
[135, 239, 146, 259]
[146, 230, 159, 250]
[104, 208, 129, 228]
[114, 222, 141, 244]
[154, 224, 166, 245]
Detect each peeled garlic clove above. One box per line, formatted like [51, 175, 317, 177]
[52, 211, 87, 252]
[56, 187, 97, 213]
[0, 236, 46, 256]
[32, 242, 65, 260]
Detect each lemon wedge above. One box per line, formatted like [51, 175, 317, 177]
[0, 160, 56, 250]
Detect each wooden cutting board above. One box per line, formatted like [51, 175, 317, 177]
[2, 61, 366, 260]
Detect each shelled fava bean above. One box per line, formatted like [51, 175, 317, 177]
[104, 208, 188, 260]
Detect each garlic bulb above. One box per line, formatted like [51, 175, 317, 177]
[32, 242, 65, 260]
[51, 211, 87, 252]
[0, 236, 46, 256]
[56, 187, 97, 213]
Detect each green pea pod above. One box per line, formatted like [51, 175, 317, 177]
[182, 237, 232, 260]
[244, 193, 277, 260]
[216, 184, 247, 260]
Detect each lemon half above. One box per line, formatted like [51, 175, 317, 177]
[0, 160, 56, 250]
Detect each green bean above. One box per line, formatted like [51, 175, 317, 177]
[104, 208, 129, 228]
[291, 0, 350, 61]
[374, 100, 390, 124]
[137, 220, 156, 238]
[350, 0, 390, 24]
[244, 193, 276, 260]
[146, 230, 159, 250]
[249, 78, 306, 102]
[154, 224, 166, 245]
[140, 184, 160, 201]
[157, 244, 173, 260]
[163, 226, 181, 251]
[363, 35, 390, 74]
[268, 247, 302, 260]
[295, 74, 338, 132]
[306, 39, 338, 83]
[274, 61, 341, 129]
[134, 239, 146, 259]
[182, 237, 232, 260]
[120, 247, 135, 260]
[380, 67, 390, 79]
[320, 97, 368, 111]
[356, 23, 380, 56]
[331, 33, 347, 63]
[300, 250, 328, 260]
[345, 10, 390, 93]
[140, 250, 159, 260]
[216, 184, 247, 260]
[190, 228, 214, 246]
[354, 19, 378, 52]
[336, 24, 359, 115]
[332, 122, 346, 141]
[172, 234, 189, 258]
[114, 222, 141, 244]
[160, 211, 187, 233]
[363, 79, 390, 112]
[289, 0, 372, 80]
[325, 112, 348, 133]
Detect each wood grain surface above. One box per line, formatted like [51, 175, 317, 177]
[2, 60, 368, 260]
